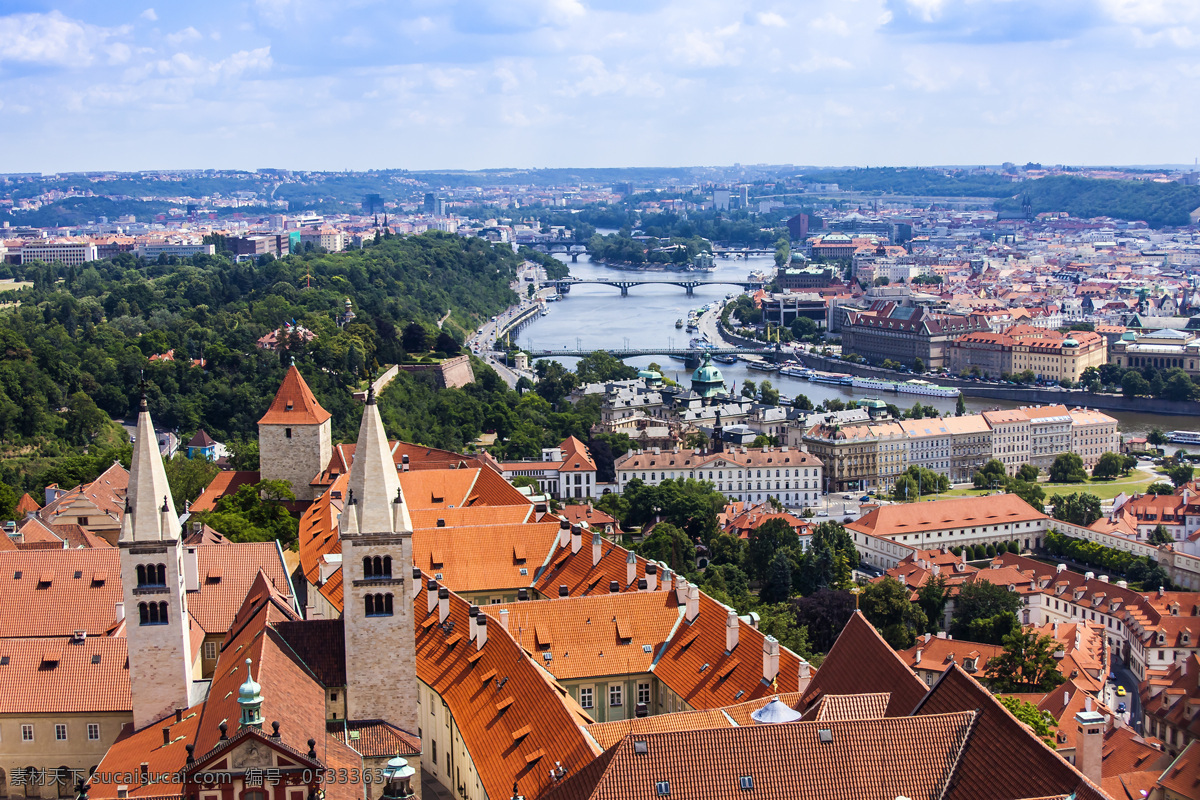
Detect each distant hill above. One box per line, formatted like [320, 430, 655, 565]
[994, 175, 1200, 228]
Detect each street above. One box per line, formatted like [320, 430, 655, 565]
[1105, 660, 1143, 734]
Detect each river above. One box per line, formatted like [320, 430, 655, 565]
[515, 252, 1187, 439]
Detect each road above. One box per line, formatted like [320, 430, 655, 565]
[465, 261, 547, 388]
[1105, 660, 1143, 734]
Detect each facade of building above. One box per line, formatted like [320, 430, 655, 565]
[1025, 405, 1075, 472]
[1110, 329, 1200, 378]
[841, 303, 991, 369]
[614, 445, 823, 507]
[1069, 408, 1121, 470]
[19, 242, 98, 266]
[982, 409, 1032, 477]
[500, 437, 599, 500]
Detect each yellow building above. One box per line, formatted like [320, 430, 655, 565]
[1008, 327, 1106, 384]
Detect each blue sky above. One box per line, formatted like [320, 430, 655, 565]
[0, 0, 1196, 172]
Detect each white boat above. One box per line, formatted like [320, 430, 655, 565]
[809, 371, 854, 385]
[851, 377, 899, 393]
[850, 376, 959, 398]
[1169, 430, 1200, 445]
[780, 365, 811, 378]
[747, 360, 779, 372]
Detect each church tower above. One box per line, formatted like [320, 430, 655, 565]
[120, 396, 195, 730]
[258, 364, 332, 501]
[341, 387, 417, 732]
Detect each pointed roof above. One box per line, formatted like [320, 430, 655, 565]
[913, 663, 1104, 800]
[187, 428, 217, 448]
[258, 365, 331, 426]
[344, 390, 408, 535]
[799, 611, 928, 717]
[126, 398, 180, 542]
[14, 493, 40, 516]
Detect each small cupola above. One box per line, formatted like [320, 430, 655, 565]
[237, 658, 264, 729]
[381, 755, 417, 799]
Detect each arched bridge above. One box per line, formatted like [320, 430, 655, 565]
[554, 278, 765, 296]
[527, 346, 780, 367]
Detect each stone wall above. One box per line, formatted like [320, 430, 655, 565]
[396, 355, 475, 389]
[259, 418, 332, 502]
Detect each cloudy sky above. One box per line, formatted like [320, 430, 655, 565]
[0, 0, 1196, 172]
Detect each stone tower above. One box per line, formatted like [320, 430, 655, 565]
[258, 364, 332, 501]
[120, 397, 195, 730]
[341, 387, 417, 733]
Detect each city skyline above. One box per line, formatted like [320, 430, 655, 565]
[1, 0, 1198, 173]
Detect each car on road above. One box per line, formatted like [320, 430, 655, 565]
[859, 495, 870, 503]
[842, 493, 852, 500]
[1116, 686, 1127, 697]
[1118, 702, 1127, 714]
[816, 510, 829, 517]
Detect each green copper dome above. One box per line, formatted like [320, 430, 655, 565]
[691, 353, 725, 400]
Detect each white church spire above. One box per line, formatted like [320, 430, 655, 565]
[346, 386, 411, 534]
[125, 394, 180, 542]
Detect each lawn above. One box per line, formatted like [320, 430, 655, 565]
[923, 471, 1158, 503]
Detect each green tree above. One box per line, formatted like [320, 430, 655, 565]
[741, 379, 757, 399]
[915, 575, 950, 632]
[637, 522, 696, 574]
[534, 360, 579, 405]
[62, 391, 110, 445]
[985, 629, 1066, 692]
[950, 581, 1023, 644]
[1121, 454, 1138, 474]
[163, 453, 220, 516]
[1017, 464, 1040, 482]
[792, 394, 814, 411]
[1147, 428, 1169, 447]
[913, 357, 925, 373]
[773, 237, 791, 269]
[1007, 479, 1046, 513]
[754, 603, 812, 659]
[973, 459, 1008, 489]
[760, 550, 794, 604]
[999, 696, 1058, 748]
[1123, 371, 1151, 397]
[759, 381, 779, 406]
[1169, 463, 1194, 488]
[1049, 492, 1103, 527]
[1148, 524, 1174, 545]
[1146, 482, 1176, 495]
[401, 321, 432, 352]
[709, 533, 746, 568]
[1049, 453, 1087, 484]
[859, 577, 928, 649]
[892, 465, 950, 501]
[193, 480, 299, 546]
[1091, 451, 1123, 480]
[748, 518, 798, 584]
[0, 481, 18, 521]
[955, 393, 966, 416]
[575, 351, 638, 384]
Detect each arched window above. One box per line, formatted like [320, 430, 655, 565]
[140, 602, 168, 625]
[138, 602, 149, 625]
[366, 593, 394, 617]
[381, 555, 392, 578]
[155, 564, 166, 585]
[384, 593, 394, 615]
[365, 595, 376, 616]
[158, 601, 169, 623]
[136, 564, 146, 586]
[363, 556, 374, 579]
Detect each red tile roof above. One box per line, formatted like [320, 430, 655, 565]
[1157, 740, 1200, 800]
[541, 711, 978, 800]
[414, 521, 560, 593]
[800, 611, 929, 717]
[0, 636, 129, 713]
[0, 550, 123, 637]
[414, 581, 600, 800]
[189, 470, 260, 513]
[188, 542, 294, 634]
[329, 719, 421, 757]
[14, 492, 41, 516]
[258, 365, 332, 426]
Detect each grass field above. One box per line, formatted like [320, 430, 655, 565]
[922, 471, 1159, 503]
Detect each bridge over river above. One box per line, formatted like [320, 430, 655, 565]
[526, 346, 782, 368]
[554, 278, 765, 296]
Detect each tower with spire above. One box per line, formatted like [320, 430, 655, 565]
[258, 364, 332, 502]
[119, 395, 196, 730]
[341, 386, 417, 732]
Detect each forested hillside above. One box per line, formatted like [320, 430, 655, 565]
[0, 233, 524, 491]
[994, 175, 1200, 228]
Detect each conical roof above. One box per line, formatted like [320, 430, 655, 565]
[750, 697, 802, 724]
[259, 365, 331, 426]
[126, 397, 180, 542]
[345, 389, 410, 535]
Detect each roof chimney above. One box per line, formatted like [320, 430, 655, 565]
[685, 583, 700, 622]
[725, 609, 739, 652]
[468, 605, 479, 641]
[499, 608, 509, 632]
[1074, 708, 1106, 786]
[559, 584, 569, 597]
[115, 602, 125, 622]
[412, 567, 423, 599]
[798, 660, 811, 693]
[438, 587, 449, 623]
[676, 578, 688, 606]
[762, 635, 780, 685]
[661, 567, 673, 591]
[609, 580, 619, 593]
[592, 532, 602, 567]
[476, 614, 488, 650]
[645, 563, 658, 592]
[571, 525, 582, 554]
[637, 578, 648, 591]
[427, 580, 438, 615]
[558, 518, 570, 549]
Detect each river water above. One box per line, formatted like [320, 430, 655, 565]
[515, 253, 1185, 438]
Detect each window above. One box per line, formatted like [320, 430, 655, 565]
[609, 684, 623, 707]
[203, 641, 217, 661]
[136, 563, 166, 587]
[138, 601, 169, 626]
[363, 555, 393, 579]
[285, 428, 293, 439]
[55, 724, 67, 741]
[432, 739, 437, 770]
[88, 723, 100, 741]
[579, 687, 593, 709]
[637, 683, 651, 705]
[365, 593, 394, 617]
[21, 724, 33, 741]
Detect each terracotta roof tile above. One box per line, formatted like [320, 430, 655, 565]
[14, 492, 41, 515]
[809, 692, 891, 722]
[1101, 769, 1163, 800]
[542, 712, 978, 800]
[413, 522, 560, 593]
[486, 592, 683, 681]
[0, 636, 129, 713]
[189, 470, 260, 513]
[271, 618, 346, 687]
[329, 719, 421, 757]
[1157, 740, 1200, 800]
[0, 550, 123, 637]
[800, 611, 928, 717]
[188, 542, 293, 634]
[258, 365, 332, 426]
[414, 581, 600, 800]
[1100, 725, 1171, 777]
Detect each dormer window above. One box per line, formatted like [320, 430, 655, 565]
[286, 401, 294, 411]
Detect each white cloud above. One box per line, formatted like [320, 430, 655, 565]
[755, 12, 788, 28]
[140, 8, 158, 22]
[905, 0, 948, 23]
[0, 11, 127, 67]
[811, 13, 849, 35]
[166, 27, 204, 46]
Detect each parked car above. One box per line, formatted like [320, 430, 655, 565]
[1116, 686, 1127, 697]
[842, 493, 852, 500]
[1118, 702, 1127, 714]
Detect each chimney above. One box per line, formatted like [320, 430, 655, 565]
[961, 548, 967, 566]
[637, 578, 648, 591]
[798, 660, 811, 693]
[499, 609, 509, 632]
[626, 551, 636, 587]
[725, 609, 739, 652]
[932, 563, 940, 577]
[762, 635, 780, 684]
[676, 579, 688, 607]
[412, 567, 423, 599]
[592, 532, 602, 567]
[1074, 708, 1106, 785]
[558, 585, 569, 597]
[476, 614, 488, 650]
[685, 583, 700, 622]
[609, 580, 619, 593]
[571, 525, 582, 554]
[427, 580, 438, 615]
[115, 602, 125, 622]
[558, 519, 570, 549]
[645, 563, 658, 592]
[183, 547, 199, 592]
[916, 649, 922, 664]
[1158, 586, 1166, 597]
[438, 587, 449, 623]
[163, 727, 171, 746]
[1056, 563, 1066, 573]
[468, 606, 479, 641]
[924, 632, 931, 644]
[661, 567, 673, 591]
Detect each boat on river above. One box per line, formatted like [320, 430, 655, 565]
[850, 376, 960, 397]
[1169, 430, 1200, 446]
[779, 364, 811, 378]
[809, 371, 853, 385]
